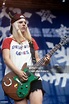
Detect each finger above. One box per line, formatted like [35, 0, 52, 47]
[23, 71, 27, 75]
[21, 77, 28, 82]
[23, 77, 28, 80]
[20, 78, 27, 82]
[23, 72, 28, 77]
[44, 57, 49, 61]
[22, 75, 28, 79]
[22, 73, 28, 79]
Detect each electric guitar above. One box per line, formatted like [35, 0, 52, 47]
[2, 36, 68, 101]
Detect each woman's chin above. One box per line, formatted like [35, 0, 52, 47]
[21, 30, 25, 33]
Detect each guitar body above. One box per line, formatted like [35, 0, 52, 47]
[2, 64, 38, 101]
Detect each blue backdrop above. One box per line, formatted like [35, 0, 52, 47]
[0, 7, 69, 104]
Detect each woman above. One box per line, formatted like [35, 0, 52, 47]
[2, 13, 50, 104]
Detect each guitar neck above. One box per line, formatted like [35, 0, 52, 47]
[48, 43, 61, 57]
[34, 43, 61, 67]
[31, 36, 68, 69]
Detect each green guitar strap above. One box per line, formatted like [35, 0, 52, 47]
[29, 42, 36, 64]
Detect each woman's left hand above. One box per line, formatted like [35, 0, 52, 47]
[43, 54, 50, 65]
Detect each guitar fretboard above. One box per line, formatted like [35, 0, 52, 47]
[34, 43, 61, 68]
[32, 36, 68, 69]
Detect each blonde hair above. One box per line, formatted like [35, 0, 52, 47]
[23, 27, 32, 42]
[12, 25, 32, 44]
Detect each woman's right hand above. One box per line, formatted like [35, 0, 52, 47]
[17, 70, 28, 82]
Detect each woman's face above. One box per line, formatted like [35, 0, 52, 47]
[17, 18, 27, 33]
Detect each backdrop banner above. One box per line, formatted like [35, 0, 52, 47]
[0, 7, 69, 104]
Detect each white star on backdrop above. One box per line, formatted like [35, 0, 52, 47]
[0, 7, 10, 19]
[36, 10, 56, 24]
[56, 24, 69, 38]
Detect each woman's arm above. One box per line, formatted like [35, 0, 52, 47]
[35, 50, 40, 62]
[2, 49, 28, 81]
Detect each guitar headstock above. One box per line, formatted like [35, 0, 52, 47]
[59, 35, 69, 46]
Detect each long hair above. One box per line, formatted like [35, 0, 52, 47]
[12, 24, 32, 43]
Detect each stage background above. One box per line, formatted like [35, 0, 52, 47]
[0, 7, 69, 104]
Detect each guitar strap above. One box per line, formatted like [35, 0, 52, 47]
[29, 42, 36, 64]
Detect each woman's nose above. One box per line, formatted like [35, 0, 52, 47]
[22, 22, 25, 26]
